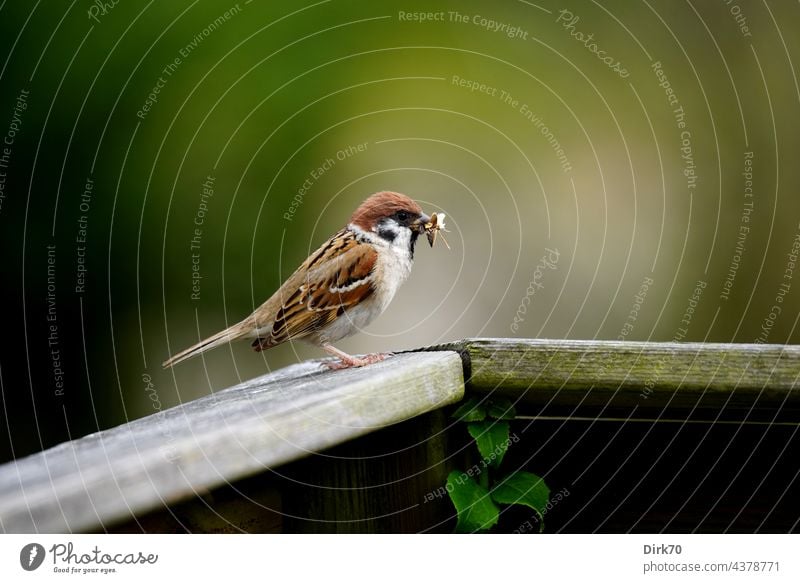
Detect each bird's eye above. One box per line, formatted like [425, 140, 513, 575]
[396, 211, 409, 222]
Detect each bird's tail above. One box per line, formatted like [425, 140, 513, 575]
[162, 323, 249, 368]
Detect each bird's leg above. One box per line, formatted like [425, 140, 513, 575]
[321, 343, 393, 370]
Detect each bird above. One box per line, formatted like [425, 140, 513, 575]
[163, 191, 440, 370]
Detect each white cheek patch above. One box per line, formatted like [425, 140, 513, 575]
[392, 226, 413, 252]
[348, 221, 413, 255]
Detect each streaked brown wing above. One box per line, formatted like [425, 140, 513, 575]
[252, 229, 377, 349]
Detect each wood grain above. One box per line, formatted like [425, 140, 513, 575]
[0, 352, 464, 533]
[3, 338, 797, 533]
[429, 338, 800, 412]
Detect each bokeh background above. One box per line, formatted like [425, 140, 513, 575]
[0, 0, 798, 469]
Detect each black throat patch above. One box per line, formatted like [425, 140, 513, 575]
[409, 230, 420, 259]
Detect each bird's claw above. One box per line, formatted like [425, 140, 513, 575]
[324, 352, 394, 370]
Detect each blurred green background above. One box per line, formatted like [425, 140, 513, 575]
[1, 0, 798, 461]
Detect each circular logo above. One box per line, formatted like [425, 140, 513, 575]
[19, 543, 46, 571]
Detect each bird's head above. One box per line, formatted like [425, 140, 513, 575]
[349, 191, 432, 256]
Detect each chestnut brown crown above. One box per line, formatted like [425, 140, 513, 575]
[349, 191, 424, 231]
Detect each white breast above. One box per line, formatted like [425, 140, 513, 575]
[369, 224, 414, 310]
[305, 224, 414, 345]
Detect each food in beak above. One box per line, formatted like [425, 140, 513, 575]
[424, 212, 449, 249]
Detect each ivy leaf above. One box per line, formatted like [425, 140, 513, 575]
[446, 471, 500, 533]
[491, 471, 550, 529]
[467, 420, 510, 468]
[487, 397, 517, 419]
[452, 396, 487, 422]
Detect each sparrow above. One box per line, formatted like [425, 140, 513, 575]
[163, 191, 439, 370]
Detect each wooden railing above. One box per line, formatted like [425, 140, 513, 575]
[1, 339, 797, 533]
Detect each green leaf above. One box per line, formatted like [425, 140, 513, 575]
[446, 470, 500, 533]
[467, 420, 510, 468]
[487, 397, 517, 419]
[452, 396, 487, 422]
[491, 471, 550, 528]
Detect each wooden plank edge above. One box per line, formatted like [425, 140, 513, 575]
[0, 351, 465, 533]
[417, 338, 800, 410]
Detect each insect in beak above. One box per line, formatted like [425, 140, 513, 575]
[423, 212, 450, 249]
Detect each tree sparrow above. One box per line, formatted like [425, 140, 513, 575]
[163, 191, 440, 370]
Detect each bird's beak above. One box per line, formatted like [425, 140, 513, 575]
[414, 213, 433, 246]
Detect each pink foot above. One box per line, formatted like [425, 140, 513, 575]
[324, 352, 394, 370]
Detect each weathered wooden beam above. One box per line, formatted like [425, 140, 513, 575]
[426, 339, 800, 413]
[109, 410, 458, 533]
[0, 352, 464, 533]
[3, 338, 797, 534]
[279, 409, 459, 533]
